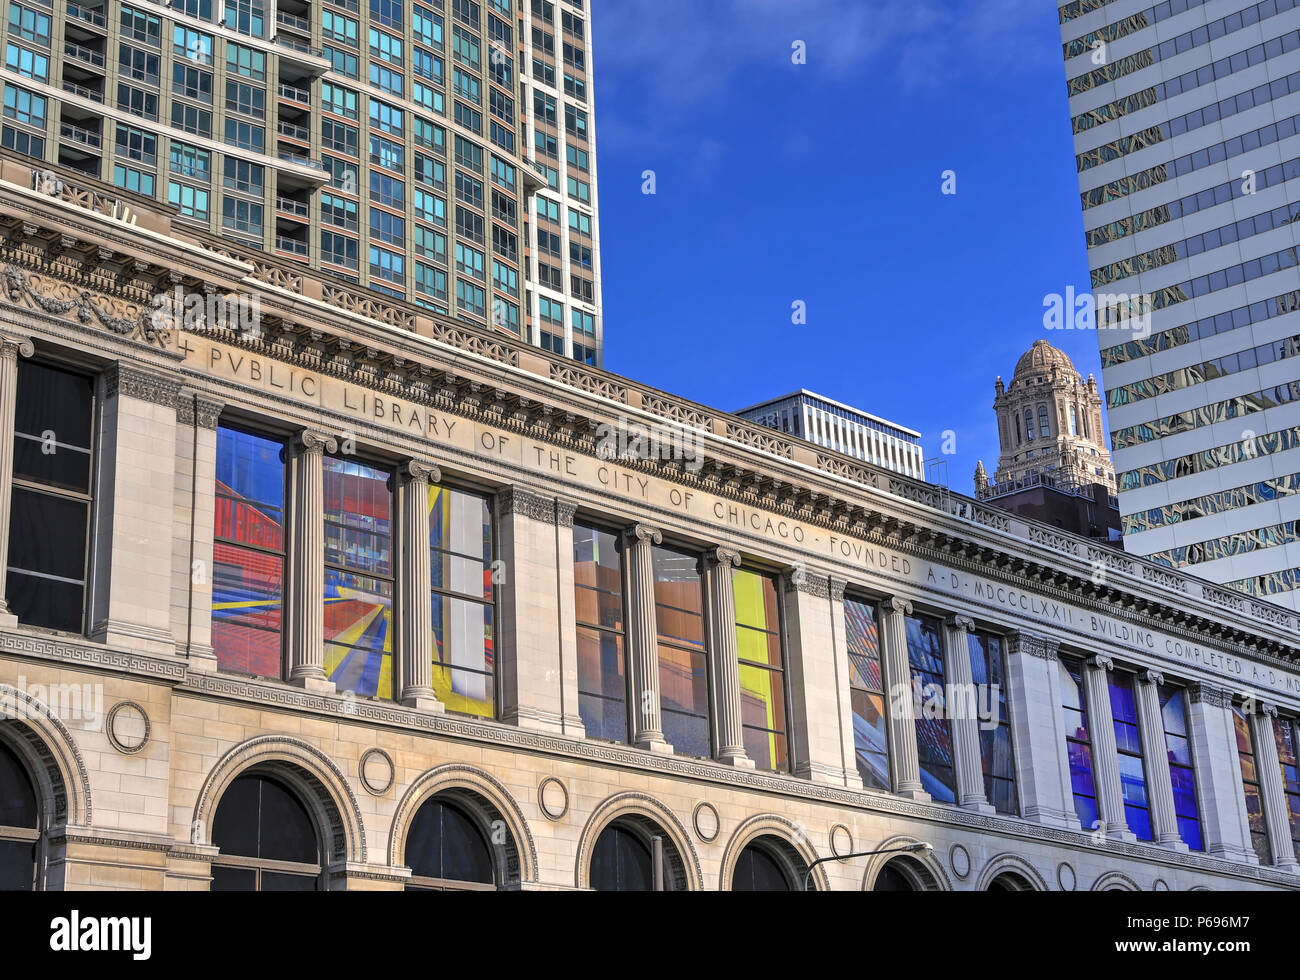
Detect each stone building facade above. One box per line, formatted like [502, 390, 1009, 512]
[2, 160, 1300, 891]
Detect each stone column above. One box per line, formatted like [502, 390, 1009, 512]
[1082, 655, 1135, 842]
[554, 499, 585, 736]
[879, 596, 927, 801]
[398, 460, 442, 711]
[783, 568, 851, 782]
[286, 429, 336, 693]
[943, 615, 992, 813]
[828, 579, 864, 790]
[0, 334, 33, 626]
[172, 392, 223, 671]
[704, 546, 750, 767]
[1251, 704, 1300, 871]
[625, 523, 670, 753]
[1185, 683, 1256, 863]
[1134, 670, 1186, 850]
[497, 486, 564, 733]
[1005, 631, 1077, 828]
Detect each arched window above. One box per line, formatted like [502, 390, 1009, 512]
[211, 773, 322, 890]
[731, 836, 806, 891]
[1024, 409, 1034, 441]
[1014, 413, 1022, 443]
[987, 871, 1033, 891]
[405, 797, 496, 890]
[0, 739, 39, 891]
[590, 818, 686, 891]
[1068, 405, 1078, 436]
[873, 856, 937, 891]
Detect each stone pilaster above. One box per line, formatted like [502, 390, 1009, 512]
[880, 596, 927, 801]
[286, 429, 337, 693]
[943, 615, 992, 813]
[88, 363, 183, 655]
[705, 546, 750, 767]
[625, 523, 670, 753]
[1251, 704, 1300, 871]
[554, 498, 585, 736]
[1005, 631, 1077, 828]
[1135, 670, 1186, 851]
[172, 392, 223, 671]
[398, 460, 443, 712]
[1186, 683, 1257, 863]
[497, 486, 564, 733]
[1083, 655, 1135, 842]
[0, 334, 33, 626]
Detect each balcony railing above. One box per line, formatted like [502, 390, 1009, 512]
[275, 196, 309, 218]
[65, 1, 106, 28]
[274, 34, 323, 58]
[275, 9, 310, 32]
[275, 235, 308, 255]
[63, 40, 104, 67]
[59, 120, 101, 148]
[61, 80, 104, 102]
[276, 121, 310, 142]
[276, 151, 326, 172]
[277, 82, 310, 104]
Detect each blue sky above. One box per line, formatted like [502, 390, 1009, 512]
[590, 0, 1101, 494]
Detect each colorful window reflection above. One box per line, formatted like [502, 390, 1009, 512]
[904, 614, 954, 803]
[1233, 704, 1271, 863]
[1108, 672, 1152, 841]
[428, 484, 495, 717]
[1060, 657, 1098, 831]
[733, 568, 787, 772]
[968, 632, 1016, 814]
[1158, 684, 1203, 851]
[323, 456, 394, 700]
[845, 597, 889, 790]
[573, 522, 627, 742]
[213, 425, 285, 678]
[1272, 716, 1300, 862]
[653, 545, 709, 758]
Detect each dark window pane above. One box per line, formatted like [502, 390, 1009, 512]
[407, 798, 494, 884]
[590, 825, 652, 892]
[261, 871, 318, 891]
[212, 774, 317, 864]
[13, 361, 93, 491]
[0, 741, 38, 828]
[732, 843, 791, 891]
[209, 865, 256, 891]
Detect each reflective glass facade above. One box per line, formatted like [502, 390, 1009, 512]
[1108, 672, 1153, 841]
[968, 631, 1016, 814]
[1061, 657, 1099, 830]
[652, 545, 709, 758]
[845, 596, 889, 790]
[572, 522, 626, 742]
[1271, 715, 1300, 861]
[905, 614, 955, 803]
[1233, 703, 1271, 863]
[733, 568, 787, 772]
[1158, 684, 1203, 851]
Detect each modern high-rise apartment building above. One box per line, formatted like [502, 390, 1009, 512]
[0, 0, 604, 363]
[1060, 0, 1300, 608]
[736, 390, 926, 480]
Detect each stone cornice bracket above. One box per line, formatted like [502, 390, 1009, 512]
[945, 614, 975, 634]
[883, 596, 913, 617]
[404, 459, 441, 485]
[705, 546, 742, 570]
[1005, 630, 1060, 661]
[1088, 654, 1115, 672]
[1141, 669, 1166, 687]
[294, 429, 338, 456]
[631, 523, 662, 546]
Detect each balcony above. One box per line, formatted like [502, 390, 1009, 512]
[275, 195, 309, 219]
[64, 2, 106, 29]
[276, 120, 310, 142]
[59, 120, 101, 149]
[63, 40, 104, 68]
[277, 82, 310, 105]
[275, 9, 310, 34]
[61, 78, 104, 103]
[275, 235, 308, 256]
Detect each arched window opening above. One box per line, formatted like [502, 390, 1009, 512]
[732, 836, 805, 892]
[1024, 409, 1034, 441]
[211, 772, 322, 891]
[0, 739, 39, 891]
[988, 871, 1033, 891]
[873, 856, 938, 892]
[590, 818, 685, 891]
[405, 796, 497, 891]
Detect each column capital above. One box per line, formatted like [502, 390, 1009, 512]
[499, 485, 557, 523]
[294, 429, 338, 456]
[782, 567, 829, 599]
[555, 497, 578, 528]
[1088, 654, 1115, 672]
[0, 334, 34, 360]
[828, 577, 847, 602]
[882, 595, 913, 617]
[629, 523, 662, 546]
[1258, 701, 1279, 719]
[705, 546, 742, 569]
[1005, 630, 1060, 661]
[1139, 668, 1165, 687]
[1188, 683, 1231, 708]
[944, 614, 975, 634]
[403, 459, 442, 485]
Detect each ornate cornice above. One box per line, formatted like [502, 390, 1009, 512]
[104, 362, 183, 410]
[1006, 631, 1061, 662]
[1189, 683, 1231, 708]
[499, 485, 557, 524]
[1, 264, 171, 347]
[784, 569, 830, 599]
[555, 497, 578, 529]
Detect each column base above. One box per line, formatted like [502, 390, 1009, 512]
[634, 737, 674, 755]
[1208, 844, 1259, 865]
[401, 695, 445, 713]
[0, 612, 16, 629]
[961, 798, 996, 815]
[186, 644, 218, 674]
[561, 714, 587, 738]
[1023, 805, 1081, 831]
[1099, 826, 1137, 844]
[894, 786, 932, 803]
[290, 674, 337, 695]
[1157, 836, 1189, 854]
[501, 706, 565, 734]
[717, 753, 756, 770]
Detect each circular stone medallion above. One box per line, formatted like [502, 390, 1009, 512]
[359, 748, 395, 796]
[106, 701, 151, 755]
[693, 802, 720, 842]
[539, 777, 569, 820]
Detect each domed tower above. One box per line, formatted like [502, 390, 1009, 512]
[990, 339, 1115, 493]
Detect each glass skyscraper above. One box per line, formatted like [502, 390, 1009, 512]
[0, 0, 603, 363]
[1061, 0, 1300, 607]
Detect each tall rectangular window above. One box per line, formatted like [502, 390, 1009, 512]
[1060, 657, 1098, 831]
[1158, 684, 1202, 851]
[572, 522, 625, 742]
[212, 425, 284, 677]
[733, 568, 787, 772]
[1272, 716, 1300, 862]
[652, 545, 708, 758]
[7, 362, 94, 632]
[845, 596, 889, 790]
[905, 614, 954, 802]
[1233, 704, 1271, 863]
[428, 483, 494, 717]
[323, 456, 393, 700]
[968, 631, 1016, 814]
[1108, 672, 1152, 841]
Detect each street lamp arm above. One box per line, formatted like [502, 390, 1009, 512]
[802, 842, 933, 891]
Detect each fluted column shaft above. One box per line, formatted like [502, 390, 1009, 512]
[1082, 655, 1134, 841]
[880, 596, 927, 801]
[1135, 670, 1185, 850]
[1251, 705, 1300, 870]
[705, 547, 749, 767]
[287, 430, 337, 693]
[943, 615, 991, 812]
[625, 524, 670, 753]
[0, 335, 32, 624]
[399, 460, 443, 711]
